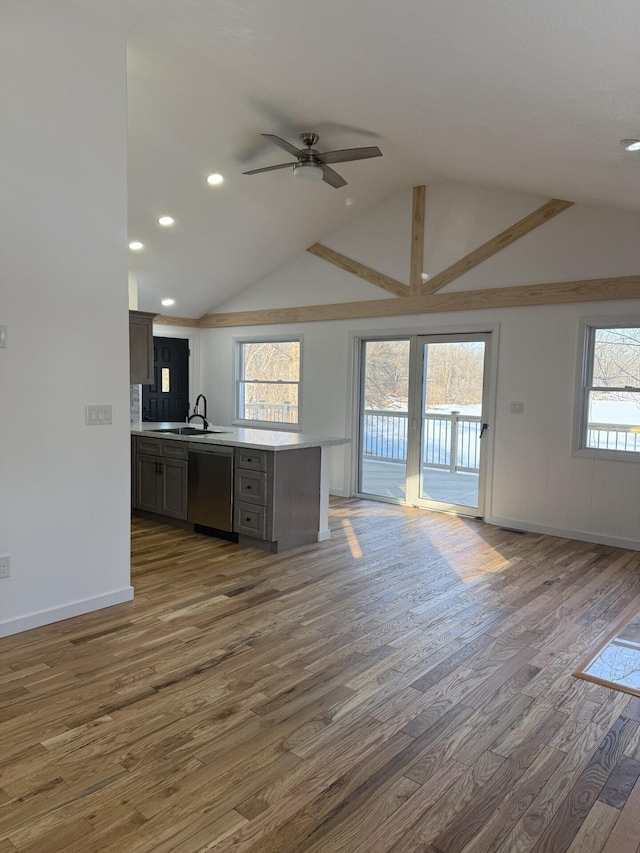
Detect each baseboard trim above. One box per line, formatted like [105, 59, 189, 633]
[0, 586, 135, 639]
[329, 488, 350, 498]
[487, 516, 640, 552]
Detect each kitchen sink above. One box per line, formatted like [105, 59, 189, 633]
[151, 427, 228, 436]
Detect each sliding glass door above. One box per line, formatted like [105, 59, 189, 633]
[358, 333, 491, 516]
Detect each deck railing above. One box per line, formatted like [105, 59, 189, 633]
[242, 402, 298, 423]
[587, 422, 640, 453]
[362, 411, 640, 472]
[362, 410, 482, 473]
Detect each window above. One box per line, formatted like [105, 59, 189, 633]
[236, 338, 301, 426]
[578, 323, 640, 457]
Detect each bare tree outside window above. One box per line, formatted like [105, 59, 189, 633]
[238, 340, 300, 424]
[363, 340, 410, 411]
[362, 339, 485, 411]
[591, 328, 640, 394]
[423, 342, 485, 409]
[582, 325, 640, 454]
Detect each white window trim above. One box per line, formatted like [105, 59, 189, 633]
[573, 316, 640, 462]
[233, 334, 302, 431]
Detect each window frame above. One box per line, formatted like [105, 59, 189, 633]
[234, 335, 302, 431]
[574, 318, 640, 462]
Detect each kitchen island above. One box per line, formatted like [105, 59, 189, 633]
[131, 422, 348, 552]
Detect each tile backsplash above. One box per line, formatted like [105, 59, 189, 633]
[130, 384, 142, 424]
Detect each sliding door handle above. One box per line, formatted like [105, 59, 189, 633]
[479, 423, 489, 438]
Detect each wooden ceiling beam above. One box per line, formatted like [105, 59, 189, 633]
[197, 274, 640, 327]
[307, 242, 409, 297]
[423, 198, 574, 295]
[410, 185, 426, 296]
[153, 314, 199, 327]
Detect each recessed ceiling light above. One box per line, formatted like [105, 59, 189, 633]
[158, 216, 174, 226]
[421, 272, 429, 281]
[161, 298, 175, 307]
[621, 139, 640, 151]
[129, 241, 144, 251]
[345, 197, 355, 207]
[207, 173, 224, 186]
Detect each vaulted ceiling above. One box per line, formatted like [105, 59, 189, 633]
[76, 0, 640, 318]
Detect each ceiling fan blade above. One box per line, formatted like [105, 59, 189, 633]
[322, 165, 348, 189]
[262, 133, 303, 157]
[318, 146, 383, 165]
[243, 162, 297, 175]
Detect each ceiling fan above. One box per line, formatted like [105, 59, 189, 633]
[243, 133, 382, 188]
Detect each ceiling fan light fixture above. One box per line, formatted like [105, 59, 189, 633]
[293, 162, 324, 182]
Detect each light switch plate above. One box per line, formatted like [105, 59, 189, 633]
[510, 401, 524, 415]
[86, 404, 113, 425]
[0, 326, 6, 348]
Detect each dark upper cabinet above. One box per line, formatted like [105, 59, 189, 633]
[129, 310, 156, 385]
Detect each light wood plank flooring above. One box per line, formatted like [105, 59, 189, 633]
[1, 498, 640, 852]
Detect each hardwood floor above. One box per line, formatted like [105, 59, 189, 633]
[1, 499, 640, 852]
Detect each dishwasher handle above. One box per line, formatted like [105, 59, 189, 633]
[188, 443, 234, 457]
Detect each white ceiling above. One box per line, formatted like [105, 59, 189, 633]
[76, 0, 640, 318]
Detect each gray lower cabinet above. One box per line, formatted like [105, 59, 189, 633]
[134, 437, 188, 520]
[132, 435, 322, 551]
[234, 446, 321, 552]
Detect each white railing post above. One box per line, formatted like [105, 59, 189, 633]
[450, 411, 459, 473]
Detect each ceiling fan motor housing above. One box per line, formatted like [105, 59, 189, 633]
[300, 132, 320, 147]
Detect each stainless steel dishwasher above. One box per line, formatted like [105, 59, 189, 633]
[187, 443, 234, 531]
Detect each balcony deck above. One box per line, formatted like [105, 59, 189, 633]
[361, 458, 480, 508]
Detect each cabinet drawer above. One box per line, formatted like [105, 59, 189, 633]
[136, 436, 162, 456]
[161, 439, 188, 460]
[235, 448, 267, 472]
[234, 470, 267, 505]
[234, 502, 267, 539]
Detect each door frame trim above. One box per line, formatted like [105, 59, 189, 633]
[350, 322, 499, 517]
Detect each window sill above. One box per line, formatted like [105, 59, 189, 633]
[233, 419, 301, 433]
[573, 447, 640, 463]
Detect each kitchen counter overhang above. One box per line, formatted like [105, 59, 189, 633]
[131, 422, 347, 452]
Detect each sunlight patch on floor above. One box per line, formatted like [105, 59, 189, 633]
[341, 519, 363, 559]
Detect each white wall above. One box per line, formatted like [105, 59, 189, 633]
[0, 2, 132, 636]
[203, 182, 640, 550]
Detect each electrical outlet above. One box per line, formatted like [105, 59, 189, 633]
[0, 556, 10, 578]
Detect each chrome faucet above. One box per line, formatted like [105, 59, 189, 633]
[188, 394, 209, 428]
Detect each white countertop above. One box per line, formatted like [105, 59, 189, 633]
[131, 422, 349, 452]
